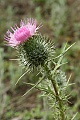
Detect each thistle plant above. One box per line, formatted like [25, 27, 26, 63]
[4, 18, 76, 120]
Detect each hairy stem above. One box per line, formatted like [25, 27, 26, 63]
[44, 64, 65, 120]
[51, 79, 65, 120]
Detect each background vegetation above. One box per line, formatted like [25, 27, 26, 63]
[0, 0, 80, 119]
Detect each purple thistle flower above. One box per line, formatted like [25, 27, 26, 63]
[4, 18, 40, 47]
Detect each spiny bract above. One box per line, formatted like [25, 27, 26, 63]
[17, 34, 54, 70]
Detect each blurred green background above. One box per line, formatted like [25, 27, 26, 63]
[0, 0, 80, 119]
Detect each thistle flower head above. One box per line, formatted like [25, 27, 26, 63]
[4, 18, 40, 47]
[18, 34, 55, 70]
[4, 18, 55, 70]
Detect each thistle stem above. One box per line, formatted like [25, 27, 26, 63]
[51, 79, 65, 120]
[43, 64, 65, 120]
